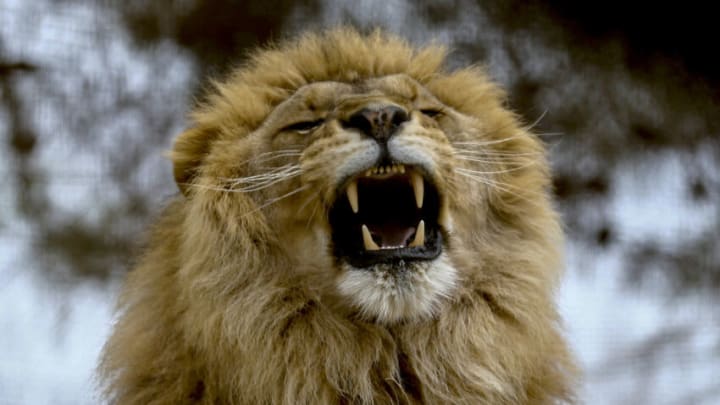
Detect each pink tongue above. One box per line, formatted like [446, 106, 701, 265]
[367, 224, 416, 248]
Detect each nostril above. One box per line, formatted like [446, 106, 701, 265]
[344, 105, 409, 141]
[388, 107, 408, 127]
[346, 111, 373, 135]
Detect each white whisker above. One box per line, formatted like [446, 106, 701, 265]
[453, 149, 542, 158]
[452, 133, 528, 147]
[451, 110, 557, 148]
[241, 185, 311, 217]
[454, 170, 545, 204]
[183, 163, 303, 194]
[222, 164, 301, 183]
[453, 154, 536, 165]
[523, 109, 548, 132]
[305, 198, 322, 230]
[249, 150, 302, 163]
[455, 160, 537, 175]
[223, 149, 302, 169]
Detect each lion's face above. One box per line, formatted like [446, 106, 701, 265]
[175, 33, 547, 325]
[276, 74, 460, 322]
[193, 73, 498, 323]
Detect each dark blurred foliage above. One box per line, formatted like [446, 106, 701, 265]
[484, 1, 720, 293]
[1, 0, 718, 291]
[118, 0, 320, 78]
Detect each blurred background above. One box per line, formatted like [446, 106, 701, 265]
[1, 1, 718, 403]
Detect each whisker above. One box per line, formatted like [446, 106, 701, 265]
[221, 164, 301, 185]
[297, 189, 321, 214]
[183, 165, 302, 193]
[241, 185, 311, 217]
[451, 110, 560, 148]
[452, 133, 528, 147]
[454, 156, 527, 166]
[523, 109, 548, 132]
[453, 149, 542, 158]
[453, 153, 540, 164]
[252, 149, 303, 158]
[305, 198, 322, 230]
[179, 177, 299, 194]
[228, 149, 303, 169]
[453, 170, 545, 205]
[224, 169, 302, 185]
[227, 174, 302, 193]
[454, 160, 537, 175]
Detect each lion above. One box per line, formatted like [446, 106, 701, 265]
[99, 29, 577, 404]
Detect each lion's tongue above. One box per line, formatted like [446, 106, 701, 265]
[367, 223, 416, 249]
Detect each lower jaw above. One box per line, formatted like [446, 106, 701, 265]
[340, 233, 443, 271]
[333, 228, 444, 270]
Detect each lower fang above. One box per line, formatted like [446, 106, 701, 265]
[408, 220, 425, 247]
[361, 224, 380, 251]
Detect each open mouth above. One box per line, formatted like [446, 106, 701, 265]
[329, 163, 443, 268]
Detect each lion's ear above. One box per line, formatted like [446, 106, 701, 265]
[170, 126, 213, 195]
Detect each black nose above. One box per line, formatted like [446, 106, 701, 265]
[344, 105, 409, 142]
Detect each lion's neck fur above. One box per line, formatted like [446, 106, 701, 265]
[100, 196, 574, 404]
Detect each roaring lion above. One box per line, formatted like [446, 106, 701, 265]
[100, 29, 576, 404]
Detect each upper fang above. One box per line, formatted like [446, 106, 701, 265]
[346, 180, 359, 213]
[410, 171, 424, 209]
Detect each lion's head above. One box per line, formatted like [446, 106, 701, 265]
[174, 30, 555, 323]
[102, 29, 575, 404]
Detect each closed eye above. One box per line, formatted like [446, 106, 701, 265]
[419, 109, 443, 118]
[282, 119, 324, 134]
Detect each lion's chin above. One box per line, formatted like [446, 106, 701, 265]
[336, 253, 457, 323]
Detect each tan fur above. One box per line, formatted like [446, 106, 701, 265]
[100, 29, 577, 404]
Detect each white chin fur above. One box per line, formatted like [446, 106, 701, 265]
[337, 254, 456, 323]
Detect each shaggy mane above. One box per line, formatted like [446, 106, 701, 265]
[100, 28, 577, 405]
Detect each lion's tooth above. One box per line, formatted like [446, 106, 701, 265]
[361, 225, 380, 251]
[409, 220, 425, 247]
[410, 171, 424, 209]
[399, 164, 405, 174]
[346, 180, 359, 213]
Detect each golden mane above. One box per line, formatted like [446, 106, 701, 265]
[100, 28, 577, 404]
